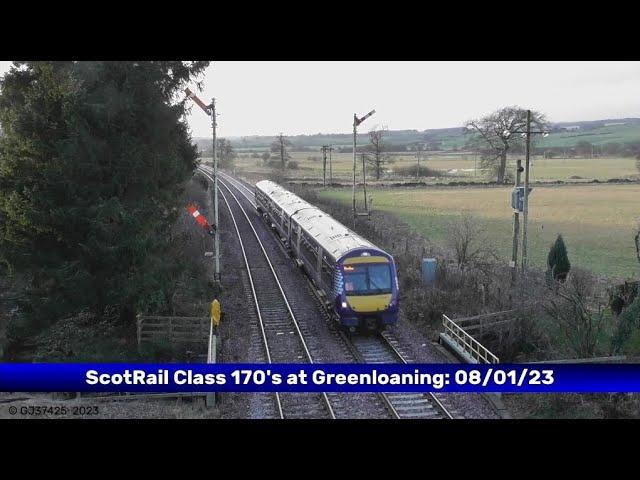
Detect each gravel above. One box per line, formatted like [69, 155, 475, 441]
[225, 173, 500, 419]
[220, 176, 391, 418]
[389, 317, 501, 419]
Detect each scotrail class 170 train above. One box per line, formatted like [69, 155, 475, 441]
[255, 180, 399, 331]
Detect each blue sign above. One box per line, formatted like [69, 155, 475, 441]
[511, 186, 533, 212]
[2, 363, 640, 393]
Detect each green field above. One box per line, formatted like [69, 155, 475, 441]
[538, 123, 640, 148]
[318, 184, 640, 279]
[230, 151, 639, 183]
[221, 120, 640, 151]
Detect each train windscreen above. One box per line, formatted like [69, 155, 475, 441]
[343, 264, 392, 295]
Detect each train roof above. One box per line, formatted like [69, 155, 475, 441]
[255, 180, 380, 260]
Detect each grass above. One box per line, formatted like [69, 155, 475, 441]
[319, 184, 640, 279]
[538, 123, 640, 148]
[223, 121, 640, 152]
[227, 152, 639, 183]
[523, 157, 638, 180]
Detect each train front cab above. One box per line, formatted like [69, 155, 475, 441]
[334, 248, 399, 332]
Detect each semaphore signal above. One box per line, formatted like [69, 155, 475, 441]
[184, 88, 211, 115]
[185, 86, 221, 284]
[187, 203, 215, 235]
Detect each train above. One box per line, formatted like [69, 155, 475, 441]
[254, 180, 399, 332]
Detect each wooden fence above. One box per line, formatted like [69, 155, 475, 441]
[136, 315, 210, 351]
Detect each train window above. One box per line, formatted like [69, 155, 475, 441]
[344, 270, 367, 293]
[343, 264, 392, 295]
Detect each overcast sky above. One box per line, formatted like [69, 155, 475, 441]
[1, 61, 639, 138]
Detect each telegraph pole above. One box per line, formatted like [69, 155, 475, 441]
[328, 145, 333, 185]
[352, 114, 357, 219]
[521, 110, 531, 272]
[279, 133, 285, 169]
[321, 145, 328, 187]
[353, 109, 375, 222]
[474, 150, 478, 177]
[511, 159, 523, 283]
[211, 98, 220, 284]
[361, 153, 369, 214]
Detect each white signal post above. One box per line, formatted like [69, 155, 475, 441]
[353, 109, 375, 223]
[206, 299, 221, 408]
[185, 88, 221, 285]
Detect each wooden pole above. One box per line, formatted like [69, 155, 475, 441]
[522, 110, 531, 271]
[322, 145, 327, 188]
[352, 115, 357, 223]
[511, 159, 522, 283]
[362, 153, 368, 214]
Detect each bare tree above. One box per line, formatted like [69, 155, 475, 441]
[367, 127, 389, 180]
[217, 138, 236, 168]
[544, 269, 605, 358]
[270, 133, 292, 170]
[446, 214, 497, 271]
[465, 106, 547, 183]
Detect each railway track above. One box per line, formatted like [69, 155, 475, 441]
[217, 170, 256, 200]
[199, 167, 335, 419]
[347, 331, 455, 419]
[204, 169, 456, 419]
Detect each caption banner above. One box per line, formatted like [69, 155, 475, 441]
[2, 363, 640, 393]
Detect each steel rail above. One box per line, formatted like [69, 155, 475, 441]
[217, 170, 256, 201]
[210, 169, 454, 420]
[336, 329, 401, 419]
[380, 331, 454, 419]
[201, 167, 256, 207]
[199, 168, 284, 418]
[198, 168, 336, 419]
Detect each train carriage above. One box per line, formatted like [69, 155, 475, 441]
[255, 180, 399, 331]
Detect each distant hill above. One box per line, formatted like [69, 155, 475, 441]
[540, 121, 640, 149]
[552, 118, 640, 130]
[193, 117, 640, 152]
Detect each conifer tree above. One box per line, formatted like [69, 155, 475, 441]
[0, 61, 209, 327]
[547, 234, 571, 282]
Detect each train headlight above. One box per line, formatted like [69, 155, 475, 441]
[341, 301, 348, 309]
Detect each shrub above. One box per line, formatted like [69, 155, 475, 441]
[612, 296, 640, 354]
[623, 329, 640, 356]
[138, 339, 179, 362]
[545, 269, 605, 358]
[608, 281, 639, 316]
[393, 164, 443, 177]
